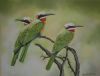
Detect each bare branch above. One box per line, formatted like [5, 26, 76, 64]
[39, 35, 54, 43]
[35, 44, 80, 76]
[60, 68, 64, 76]
[35, 43, 67, 76]
[67, 57, 75, 74]
[22, 35, 54, 47]
[35, 44, 62, 71]
[68, 47, 80, 76]
[65, 47, 76, 75]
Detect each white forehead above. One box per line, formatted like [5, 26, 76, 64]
[23, 17, 30, 20]
[64, 23, 75, 27]
[37, 11, 46, 15]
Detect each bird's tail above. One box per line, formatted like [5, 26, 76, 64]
[46, 55, 55, 70]
[19, 44, 29, 63]
[11, 47, 21, 66]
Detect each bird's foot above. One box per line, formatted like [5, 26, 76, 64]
[56, 55, 66, 61]
[41, 55, 49, 60]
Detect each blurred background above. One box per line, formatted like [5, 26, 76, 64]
[0, 0, 100, 76]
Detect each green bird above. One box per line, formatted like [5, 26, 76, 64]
[11, 12, 54, 66]
[46, 23, 83, 70]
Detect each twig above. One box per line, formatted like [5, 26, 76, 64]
[65, 47, 76, 75]
[35, 43, 80, 76]
[60, 48, 68, 76]
[67, 57, 75, 74]
[21, 35, 54, 47]
[68, 47, 80, 76]
[39, 35, 54, 43]
[35, 44, 62, 71]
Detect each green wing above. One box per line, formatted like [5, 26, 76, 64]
[22, 22, 44, 44]
[53, 29, 74, 52]
[18, 22, 44, 62]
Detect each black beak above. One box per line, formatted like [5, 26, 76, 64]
[75, 25, 84, 27]
[39, 13, 55, 18]
[38, 13, 55, 19]
[44, 13, 55, 16]
[15, 19, 31, 24]
[15, 19, 24, 22]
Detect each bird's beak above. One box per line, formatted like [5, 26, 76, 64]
[15, 19, 23, 22]
[43, 13, 55, 17]
[75, 25, 84, 27]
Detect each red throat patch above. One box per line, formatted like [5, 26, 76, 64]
[68, 29, 75, 32]
[68, 28, 75, 32]
[40, 17, 46, 24]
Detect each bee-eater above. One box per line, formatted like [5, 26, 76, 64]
[11, 12, 54, 66]
[46, 23, 83, 70]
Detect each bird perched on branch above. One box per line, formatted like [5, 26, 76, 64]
[46, 23, 83, 70]
[11, 12, 55, 66]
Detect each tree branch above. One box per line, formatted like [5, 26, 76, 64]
[65, 47, 76, 75]
[35, 44, 62, 71]
[59, 48, 68, 76]
[39, 35, 54, 43]
[68, 47, 80, 76]
[35, 43, 80, 76]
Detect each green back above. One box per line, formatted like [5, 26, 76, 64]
[52, 28, 74, 52]
[15, 19, 44, 47]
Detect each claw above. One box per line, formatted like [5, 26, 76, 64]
[41, 55, 49, 60]
[62, 57, 66, 61]
[56, 55, 66, 61]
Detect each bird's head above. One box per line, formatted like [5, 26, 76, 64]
[16, 17, 31, 25]
[64, 23, 83, 32]
[36, 12, 55, 24]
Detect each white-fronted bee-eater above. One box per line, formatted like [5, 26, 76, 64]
[46, 23, 83, 70]
[11, 12, 54, 66]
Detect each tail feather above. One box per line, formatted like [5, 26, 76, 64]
[11, 47, 21, 66]
[11, 53, 19, 66]
[46, 55, 55, 70]
[19, 44, 29, 62]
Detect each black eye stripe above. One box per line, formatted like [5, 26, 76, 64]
[66, 26, 75, 29]
[23, 20, 31, 24]
[38, 14, 45, 19]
